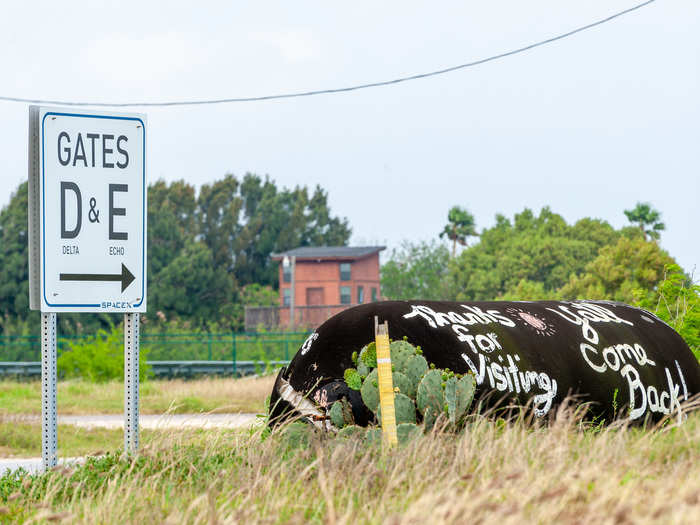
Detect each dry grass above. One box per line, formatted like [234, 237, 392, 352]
[154, 375, 275, 414]
[2, 405, 700, 524]
[0, 375, 275, 415]
[0, 418, 167, 458]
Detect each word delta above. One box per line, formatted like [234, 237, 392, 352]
[60, 182, 128, 240]
[57, 132, 129, 169]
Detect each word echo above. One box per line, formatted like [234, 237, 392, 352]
[57, 131, 129, 169]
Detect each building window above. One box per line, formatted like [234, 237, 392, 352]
[340, 286, 351, 305]
[371, 287, 377, 302]
[283, 288, 291, 306]
[283, 264, 292, 283]
[357, 286, 364, 304]
[340, 262, 351, 281]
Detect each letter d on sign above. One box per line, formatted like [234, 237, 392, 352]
[60, 182, 82, 239]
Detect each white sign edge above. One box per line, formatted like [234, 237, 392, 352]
[28, 105, 41, 310]
[32, 106, 148, 313]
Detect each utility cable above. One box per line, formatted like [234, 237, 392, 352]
[0, 0, 657, 107]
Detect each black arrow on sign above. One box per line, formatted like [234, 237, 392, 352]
[60, 263, 136, 292]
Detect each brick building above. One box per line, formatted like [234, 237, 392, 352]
[246, 246, 384, 330]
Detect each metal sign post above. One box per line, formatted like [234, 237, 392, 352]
[41, 313, 58, 470]
[124, 313, 140, 454]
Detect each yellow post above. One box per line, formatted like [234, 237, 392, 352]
[375, 317, 397, 446]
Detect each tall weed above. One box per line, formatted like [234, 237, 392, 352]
[635, 264, 700, 360]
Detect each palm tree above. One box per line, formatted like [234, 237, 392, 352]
[624, 202, 665, 241]
[440, 206, 478, 257]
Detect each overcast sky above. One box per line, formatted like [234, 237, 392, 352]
[1, 0, 698, 276]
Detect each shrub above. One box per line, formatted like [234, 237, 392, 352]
[634, 264, 700, 361]
[57, 324, 150, 382]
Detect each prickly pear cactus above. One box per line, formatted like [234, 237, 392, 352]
[389, 340, 414, 373]
[360, 342, 377, 368]
[337, 425, 365, 439]
[417, 369, 443, 416]
[343, 368, 362, 390]
[279, 421, 313, 450]
[417, 369, 443, 430]
[397, 422, 421, 444]
[377, 392, 417, 425]
[360, 369, 380, 412]
[365, 427, 383, 444]
[455, 374, 476, 421]
[329, 400, 345, 428]
[325, 335, 477, 439]
[404, 354, 428, 390]
[422, 408, 438, 431]
[392, 371, 414, 398]
[444, 376, 458, 424]
[357, 360, 370, 378]
[329, 398, 355, 429]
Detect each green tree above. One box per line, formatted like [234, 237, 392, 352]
[148, 179, 197, 278]
[0, 182, 32, 332]
[150, 241, 235, 327]
[197, 174, 243, 274]
[303, 185, 352, 246]
[558, 236, 676, 304]
[440, 206, 478, 257]
[239, 283, 279, 307]
[499, 279, 549, 301]
[381, 241, 451, 300]
[448, 207, 624, 301]
[233, 174, 351, 286]
[624, 202, 665, 241]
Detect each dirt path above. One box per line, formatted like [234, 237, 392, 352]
[5, 412, 259, 429]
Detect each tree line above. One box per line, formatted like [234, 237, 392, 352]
[2, 172, 695, 357]
[0, 174, 351, 334]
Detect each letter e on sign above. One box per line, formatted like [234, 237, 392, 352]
[28, 106, 147, 313]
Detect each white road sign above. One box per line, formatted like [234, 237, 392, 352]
[29, 107, 147, 313]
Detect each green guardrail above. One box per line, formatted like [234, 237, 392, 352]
[0, 360, 290, 379]
[0, 332, 311, 363]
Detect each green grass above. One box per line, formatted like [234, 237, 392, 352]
[1, 409, 699, 523]
[0, 375, 274, 416]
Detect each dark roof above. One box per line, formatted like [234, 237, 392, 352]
[270, 246, 385, 261]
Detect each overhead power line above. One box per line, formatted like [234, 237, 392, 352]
[0, 0, 656, 108]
